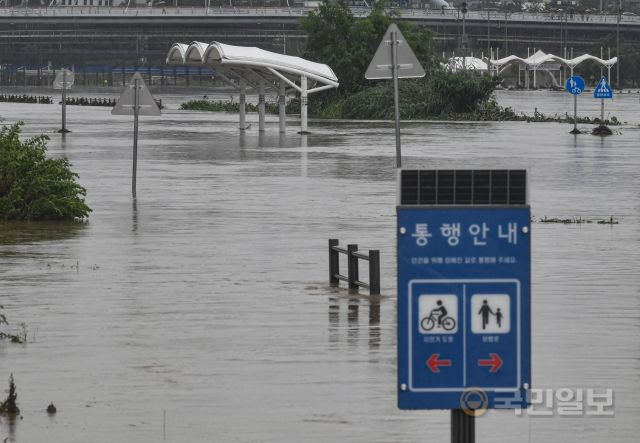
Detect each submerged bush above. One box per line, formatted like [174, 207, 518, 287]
[0, 123, 91, 221]
[0, 374, 19, 415]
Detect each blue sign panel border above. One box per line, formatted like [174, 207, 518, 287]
[565, 75, 585, 96]
[397, 206, 531, 410]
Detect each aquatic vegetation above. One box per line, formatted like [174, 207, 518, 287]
[180, 99, 279, 114]
[0, 306, 25, 343]
[0, 123, 91, 221]
[0, 374, 19, 415]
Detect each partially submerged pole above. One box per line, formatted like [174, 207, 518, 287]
[239, 79, 246, 131]
[258, 81, 266, 132]
[132, 76, 140, 198]
[61, 69, 67, 132]
[391, 30, 401, 168]
[279, 79, 286, 133]
[299, 75, 309, 134]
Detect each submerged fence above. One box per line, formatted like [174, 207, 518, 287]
[328, 239, 380, 296]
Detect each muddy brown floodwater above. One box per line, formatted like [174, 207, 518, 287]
[0, 91, 639, 442]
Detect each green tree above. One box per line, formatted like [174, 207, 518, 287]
[301, 0, 435, 96]
[0, 123, 91, 221]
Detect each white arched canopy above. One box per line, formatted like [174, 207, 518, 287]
[166, 41, 339, 134]
[488, 50, 617, 89]
[491, 50, 617, 75]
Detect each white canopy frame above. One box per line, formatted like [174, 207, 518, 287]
[167, 41, 339, 134]
[489, 50, 617, 89]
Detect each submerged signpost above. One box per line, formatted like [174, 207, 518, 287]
[565, 75, 584, 134]
[593, 76, 613, 126]
[397, 169, 531, 443]
[53, 68, 75, 133]
[365, 23, 425, 168]
[112, 72, 161, 198]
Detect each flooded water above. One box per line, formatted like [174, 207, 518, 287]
[0, 91, 639, 442]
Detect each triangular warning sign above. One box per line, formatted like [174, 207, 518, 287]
[593, 77, 613, 99]
[112, 72, 161, 116]
[365, 23, 426, 80]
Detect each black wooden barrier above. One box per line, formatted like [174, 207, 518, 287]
[328, 239, 380, 295]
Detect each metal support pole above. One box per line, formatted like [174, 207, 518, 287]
[61, 69, 67, 132]
[329, 239, 339, 286]
[391, 31, 401, 168]
[462, 15, 466, 69]
[616, 4, 621, 88]
[258, 81, 266, 132]
[571, 66, 577, 133]
[451, 409, 475, 443]
[300, 75, 308, 134]
[279, 79, 286, 133]
[132, 78, 140, 198]
[369, 250, 380, 296]
[347, 244, 359, 291]
[239, 79, 246, 131]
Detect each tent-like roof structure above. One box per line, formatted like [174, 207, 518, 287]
[445, 57, 489, 72]
[167, 41, 338, 92]
[166, 41, 339, 133]
[491, 50, 617, 74]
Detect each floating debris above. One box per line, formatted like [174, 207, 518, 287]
[46, 402, 57, 414]
[592, 125, 613, 136]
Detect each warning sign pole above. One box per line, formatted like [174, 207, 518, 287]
[391, 30, 401, 168]
[61, 70, 67, 133]
[112, 71, 161, 198]
[132, 77, 140, 198]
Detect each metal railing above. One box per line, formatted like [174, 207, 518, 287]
[328, 239, 380, 296]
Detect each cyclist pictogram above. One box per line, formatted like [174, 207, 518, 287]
[418, 295, 458, 334]
[421, 301, 457, 331]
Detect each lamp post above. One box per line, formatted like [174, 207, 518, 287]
[461, 2, 468, 69]
[616, 0, 621, 89]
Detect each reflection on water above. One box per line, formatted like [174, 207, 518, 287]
[327, 294, 382, 351]
[0, 221, 86, 245]
[0, 95, 638, 442]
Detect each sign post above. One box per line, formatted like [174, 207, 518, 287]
[397, 169, 531, 443]
[53, 68, 75, 133]
[365, 23, 425, 168]
[593, 76, 613, 124]
[565, 75, 584, 134]
[112, 72, 161, 198]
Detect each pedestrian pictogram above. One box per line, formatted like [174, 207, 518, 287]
[593, 77, 613, 99]
[419, 294, 458, 333]
[565, 76, 585, 96]
[426, 354, 452, 373]
[471, 294, 510, 334]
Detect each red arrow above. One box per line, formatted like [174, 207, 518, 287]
[478, 353, 503, 372]
[426, 354, 452, 373]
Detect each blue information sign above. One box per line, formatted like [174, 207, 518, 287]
[565, 76, 585, 96]
[593, 77, 613, 99]
[397, 207, 531, 410]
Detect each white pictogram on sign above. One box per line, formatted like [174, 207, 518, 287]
[471, 294, 510, 334]
[419, 294, 458, 334]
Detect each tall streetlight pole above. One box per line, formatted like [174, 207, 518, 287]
[461, 2, 468, 69]
[616, 0, 621, 88]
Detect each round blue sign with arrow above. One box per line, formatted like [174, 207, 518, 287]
[565, 76, 585, 96]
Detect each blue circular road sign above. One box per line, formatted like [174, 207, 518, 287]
[566, 76, 585, 96]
